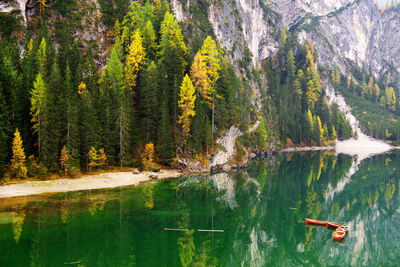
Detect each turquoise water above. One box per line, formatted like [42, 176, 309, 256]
[0, 151, 400, 266]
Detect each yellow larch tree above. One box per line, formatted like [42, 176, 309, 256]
[60, 145, 69, 174]
[190, 52, 209, 100]
[98, 148, 107, 168]
[88, 146, 99, 171]
[10, 129, 27, 179]
[373, 83, 380, 102]
[178, 74, 196, 138]
[77, 82, 88, 95]
[31, 73, 46, 155]
[125, 29, 146, 89]
[141, 143, 155, 170]
[385, 87, 396, 111]
[200, 36, 221, 136]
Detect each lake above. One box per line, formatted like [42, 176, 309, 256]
[0, 151, 399, 266]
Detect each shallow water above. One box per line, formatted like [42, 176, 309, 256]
[0, 151, 399, 266]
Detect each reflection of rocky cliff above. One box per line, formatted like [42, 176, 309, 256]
[0, 152, 399, 266]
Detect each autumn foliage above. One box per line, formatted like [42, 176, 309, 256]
[141, 143, 155, 170]
[10, 129, 27, 179]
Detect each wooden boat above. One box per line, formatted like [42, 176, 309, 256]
[305, 218, 327, 226]
[333, 225, 348, 241]
[326, 221, 341, 228]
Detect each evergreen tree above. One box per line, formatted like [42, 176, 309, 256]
[157, 93, 174, 165]
[158, 11, 188, 129]
[142, 20, 156, 59]
[0, 84, 9, 178]
[139, 61, 159, 143]
[63, 66, 80, 167]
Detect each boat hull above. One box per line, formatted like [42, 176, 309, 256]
[305, 218, 327, 226]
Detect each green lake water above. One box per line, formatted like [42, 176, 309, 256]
[1, 151, 400, 266]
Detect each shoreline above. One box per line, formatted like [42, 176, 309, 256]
[1, 142, 399, 199]
[0, 170, 184, 199]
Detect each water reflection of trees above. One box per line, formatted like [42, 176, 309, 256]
[1, 152, 400, 266]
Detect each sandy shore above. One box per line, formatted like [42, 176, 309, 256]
[0, 170, 183, 199]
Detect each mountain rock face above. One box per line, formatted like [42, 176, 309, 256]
[174, 0, 400, 85]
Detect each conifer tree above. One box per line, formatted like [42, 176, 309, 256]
[158, 11, 188, 128]
[190, 52, 209, 101]
[178, 74, 196, 139]
[37, 38, 47, 75]
[10, 129, 27, 179]
[347, 75, 351, 89]
[281, 25, 287, 47]
[110, 40, 134, 167]
[41, 61, 63, 169]
[60, 145, 69, 174]
[199, 36, 221, 136]
[63, 66, 80, 167]
[157, 93, 175, 165]
[78, 81, 100, 169]
[286, 50, 296, 79]
[98, 148, 107, 168]
[142, 20, 156, 59]
[114, 19, 121, 39]
[334, 65, 340, 85]
[31, 73, 47, 157]
[88, 146, 98, 171]
[373, 83, 380, 102]
[0, 86, 9, 178]
[385, 87, 396, 111]
[139, 61, 159, 143]
[125, 29, 146, 89]
[306, 109, 314, 142]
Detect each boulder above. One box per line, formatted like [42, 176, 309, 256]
[222, 164, 231, 172]
[133, 169, 140, 174]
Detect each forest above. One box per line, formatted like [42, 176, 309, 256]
[0, 0, 352, 181]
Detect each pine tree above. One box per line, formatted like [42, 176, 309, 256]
[31, 73, 47, 157]
[10, 129, 27, 179]
[125, 29, 146, 89]
[281, 25, 287, 47]
[37, 38, 47, 76]
[110, 40, 134, 167]
[0, 86, 9, 178]
[142, 20, 156, 59]
[286, 50, 296, 79]
[139, 61, 159, 143]
[63, 66, 80, 167]
[178, 74, 196, 139]
[158, 11, 188, 128]
[42, 61, 63, 169]
[157, 93, 175, 165]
